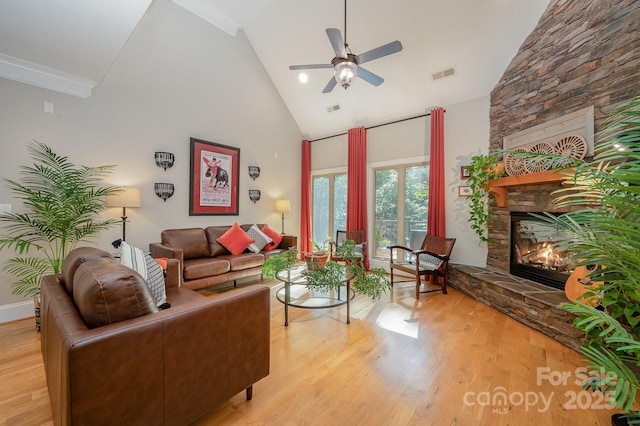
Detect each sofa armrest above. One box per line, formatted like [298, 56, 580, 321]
[162, 285, 271, 423]
[150, 243, 184, 285]
[279, 235, 298, 250]
[164, 258, 180, 289]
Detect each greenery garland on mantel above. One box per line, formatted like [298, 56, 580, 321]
[465, 152, 504, 242]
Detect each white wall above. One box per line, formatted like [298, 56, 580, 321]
[310, 96, 490, 269]
[0, 0, 302, 318]
[0, 1, 493, 321]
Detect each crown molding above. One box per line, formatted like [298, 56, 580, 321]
[0, 53, 96, 98]
[172, 0, 239, 36]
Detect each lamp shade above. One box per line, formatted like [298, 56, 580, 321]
[275, 199, 291, 213]
[106, 187, 141, 208]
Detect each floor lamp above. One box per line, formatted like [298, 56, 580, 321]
[106, 187, 141, 241]
[275, 199, 291, 234]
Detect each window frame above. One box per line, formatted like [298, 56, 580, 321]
[371, 160, 429, 261]
[311, 168, 347, 244]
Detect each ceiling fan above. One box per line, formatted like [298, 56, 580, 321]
[289, 0, 403, 93]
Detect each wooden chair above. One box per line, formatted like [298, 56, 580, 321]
[330, 230, 367, 266]
[388, 235, 456, 299]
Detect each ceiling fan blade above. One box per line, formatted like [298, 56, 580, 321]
[322, 77, 338, 93]
[357, 66, 384, 86]
[326, 28, 346, 58]
[289, 64, 333, 70]
[356, 40, 403, 65]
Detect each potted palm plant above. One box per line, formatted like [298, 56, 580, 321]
[0, 141, 120, 329]
[514, 95, 640, 424]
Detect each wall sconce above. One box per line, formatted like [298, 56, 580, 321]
[249, 189, 261, 203]
[155, 183, 174, 202]
[248, 166, 260, 180]
[155, 152, 175, 171]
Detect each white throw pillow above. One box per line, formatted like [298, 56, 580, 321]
[119, 241, 168, 307]
[246, 224, 273, 253]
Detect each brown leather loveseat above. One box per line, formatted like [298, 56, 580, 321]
[40, 247, 270, 425]
[149, 224, 297, 290]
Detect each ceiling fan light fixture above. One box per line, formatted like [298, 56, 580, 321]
[333, 56, 357, 89]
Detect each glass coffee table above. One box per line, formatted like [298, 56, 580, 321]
[275, 264, 355, 326]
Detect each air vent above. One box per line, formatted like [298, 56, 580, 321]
[432, 66, 456, 81]
[326, 104, 341, 113]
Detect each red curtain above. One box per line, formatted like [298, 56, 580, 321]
[347, 127, 369, 269]
[300, 140, 312, 254]
[427, 107, 446, 237]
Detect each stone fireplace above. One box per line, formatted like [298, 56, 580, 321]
[448, 0, 639, 350]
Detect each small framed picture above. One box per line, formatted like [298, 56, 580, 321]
[460, 165, 471, 180]
[458, 186, 473, 196]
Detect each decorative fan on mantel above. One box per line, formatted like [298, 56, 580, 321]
[289, 0, 403, 93]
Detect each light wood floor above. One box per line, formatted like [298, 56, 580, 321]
[0, 281, 622, 425]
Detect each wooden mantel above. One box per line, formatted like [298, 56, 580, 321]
[488, 170, 568, 207]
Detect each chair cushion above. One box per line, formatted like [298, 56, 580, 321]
[73, 258, 158, 329]
[204, 226, 232, 256]
[62, 247, 114, 296]
[261, 223, 283, 251]
[218, 253, 265, 271]
[246, 224, 273, 253]
[418, 253, 443, 270]
[183, 258, 230, 280]
[119, 241, 167, 308]
[161, 228, 210, 260]
[216, 222, 254, 255]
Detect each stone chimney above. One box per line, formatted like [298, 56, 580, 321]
[486, 0, 640, 271]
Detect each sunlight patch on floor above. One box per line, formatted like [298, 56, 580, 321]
[375, 302, 419, 339]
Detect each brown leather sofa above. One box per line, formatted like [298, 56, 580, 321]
[40, 247, 270, 425]
[149, 224, 297, 290]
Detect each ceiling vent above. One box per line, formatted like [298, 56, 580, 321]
[326, 104, 341, 113]
[432, 66, 456, 81]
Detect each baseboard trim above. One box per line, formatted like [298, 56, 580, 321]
[0, 300, 34, 324]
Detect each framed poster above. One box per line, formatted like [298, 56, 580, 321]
[189, 137, 240, 215]
[458, 186, 473, 196]
[460, 165, 471, 180]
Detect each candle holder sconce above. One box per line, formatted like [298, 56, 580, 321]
[155, 183, 174, 202]
[155, 152, 175, 171]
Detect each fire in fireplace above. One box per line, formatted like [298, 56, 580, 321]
[510, 212, 575, 290]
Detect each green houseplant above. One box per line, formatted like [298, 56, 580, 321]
[518, 95, 640, 421]
[465, 152, 504, 242]
[0, 141, 120, 303]
[304, 237, 332, 270]
[262, 239, 390, 301]
[261, 247, 298, 280]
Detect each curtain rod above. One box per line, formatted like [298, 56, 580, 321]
[309, 109, 446, 143]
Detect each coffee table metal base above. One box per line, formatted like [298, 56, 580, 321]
[275, 283, 355, 326]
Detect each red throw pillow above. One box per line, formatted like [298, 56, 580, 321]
[154, 257, 169, 271]
[216, 223, 254, 255]
[262, 223, 283, 250]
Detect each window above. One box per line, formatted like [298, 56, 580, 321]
[312, 173, 347, 245]
[373, 164, 429, 260]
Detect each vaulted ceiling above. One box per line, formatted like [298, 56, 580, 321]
[0, 0, 551, 139]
